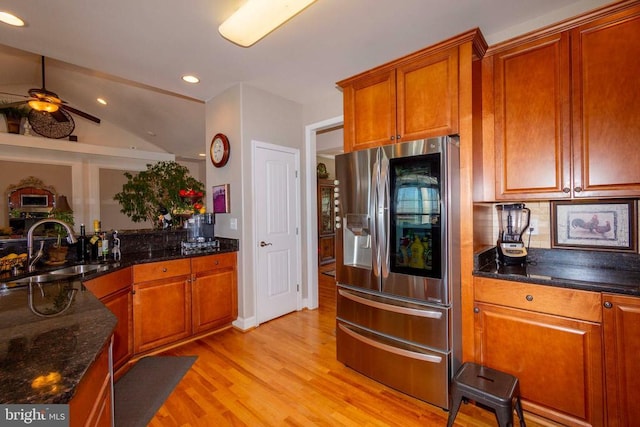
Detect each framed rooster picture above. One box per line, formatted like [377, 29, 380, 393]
[551, 199, 637, 252]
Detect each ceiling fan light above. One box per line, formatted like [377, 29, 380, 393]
[219, 0, 316, 47]
[28, 100, 59, 113]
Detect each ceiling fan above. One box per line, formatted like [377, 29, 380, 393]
[1, 56, 101, 138]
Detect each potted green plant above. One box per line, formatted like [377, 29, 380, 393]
[0, 101, 30, 134]
[114, 161, 205, 227]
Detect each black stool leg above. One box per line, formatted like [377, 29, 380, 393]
[514, 396, 526, 427]
[495, 404, 514, 427]
[446, 384, 463, 427]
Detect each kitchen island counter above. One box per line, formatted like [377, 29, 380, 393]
[0, 283, 116, 404]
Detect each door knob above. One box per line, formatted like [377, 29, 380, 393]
[260, 241, 272, 247]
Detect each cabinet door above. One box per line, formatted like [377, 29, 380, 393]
[84, 268, 132, 374]
[101, 288, 132, 372]
[318, 236, 335, 265]
[133, 276, 191, 354]
[602, 293, 640, 426]
[571, 7, 640, 198]
[342, 69, 397, 152]
[396, 46, 459, 141]
[493, 32, 571, 200]
[192, 253, 238, 334]
[474, 302, 604, 426]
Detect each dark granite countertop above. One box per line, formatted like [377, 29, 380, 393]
[0, 236, 239, 404]
[474, 247, 640, 296]
[0, 282, 117, 404]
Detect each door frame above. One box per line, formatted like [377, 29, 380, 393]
[252, 140, 302, 324]
[304, 115, 343, 309]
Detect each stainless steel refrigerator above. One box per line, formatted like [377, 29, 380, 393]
[334, 136, 460, 409]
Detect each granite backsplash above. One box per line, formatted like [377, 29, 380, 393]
[0, 229, 238, 264]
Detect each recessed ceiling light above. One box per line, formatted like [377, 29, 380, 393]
[0, 11, 25, 27]
[198, 153, 206, 157]
[147, 131, 156, 137]
[97, 98, 107, 105]
[182, 75, 200, 84]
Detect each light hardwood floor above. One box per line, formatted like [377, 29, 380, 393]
[151, 264, 535, 426]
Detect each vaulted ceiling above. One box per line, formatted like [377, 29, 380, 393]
[0, 0, 614, 159]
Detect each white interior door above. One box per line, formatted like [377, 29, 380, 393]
[254, 142, 300, 324]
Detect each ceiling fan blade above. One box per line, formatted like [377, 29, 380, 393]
[51, 110, 70, 123]
[1, 101, 29, 109]
[0, 91, 29, 99]
[62, 105, 101, 124]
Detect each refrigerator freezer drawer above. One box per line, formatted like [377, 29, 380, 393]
[337, 287, 449, 351]
[337, 321, 450, 409]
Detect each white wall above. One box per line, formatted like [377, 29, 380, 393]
[205, 83, 304, 329]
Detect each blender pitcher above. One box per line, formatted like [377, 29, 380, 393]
[496, 203, 530, 265]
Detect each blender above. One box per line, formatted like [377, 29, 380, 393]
[496, 203, 530, 265]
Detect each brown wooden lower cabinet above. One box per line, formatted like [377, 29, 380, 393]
[69, 338, 112, 427]
[133, 259, 192, 354]
[602, 293, 640, 426]
[83, 267, 133, 375]
[132, 254, 238, 355]
[474, 277, 603, 426]
[191, 252, 238, 334]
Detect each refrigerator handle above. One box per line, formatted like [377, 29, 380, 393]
[379, 151, 390, 278]
[371, 155, 380, 277]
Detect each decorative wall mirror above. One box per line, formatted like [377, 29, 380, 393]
[6, 176, 57, 236]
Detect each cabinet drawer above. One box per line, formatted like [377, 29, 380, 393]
[474, 276, 601, 322]
[191, 252, 236, 274]
[133, 258, 191, 283]
[84, 267, 132, 299]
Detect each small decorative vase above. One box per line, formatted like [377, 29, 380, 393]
[6, 116, 21, 134]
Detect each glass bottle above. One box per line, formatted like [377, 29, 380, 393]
[76, 224, 89, 262]
[89, 220, 102, 261]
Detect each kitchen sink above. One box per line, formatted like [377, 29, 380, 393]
[8, 273, 73, 285]
[49, 263, 107, 276]
[1, 263, 108, 290]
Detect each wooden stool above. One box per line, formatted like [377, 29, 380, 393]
[447, 362, 525, 427]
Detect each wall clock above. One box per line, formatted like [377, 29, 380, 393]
[210, 133, 230, 167]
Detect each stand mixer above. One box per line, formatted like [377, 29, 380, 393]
[496, 203, 530, 265]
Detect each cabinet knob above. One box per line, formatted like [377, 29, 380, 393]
[525, 295, 534, 301]
[603, 301, 613, 309]
[574, 186, 583, 192]
[390, 135, 395, 140]
[473, 307, 479, 313]
[396, 134, 401, 140]
[162, 267, 168, 272]
[562, 187, 571, 193]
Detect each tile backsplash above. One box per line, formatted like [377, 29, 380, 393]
[477, 200, 640, 254]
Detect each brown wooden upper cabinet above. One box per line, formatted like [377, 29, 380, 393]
[487, 2, 640, 200]
[338, 43, 462, 152]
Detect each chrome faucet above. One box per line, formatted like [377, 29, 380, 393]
[27, 219, 78, 272]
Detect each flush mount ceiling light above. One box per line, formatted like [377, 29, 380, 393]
[0, 11, 25, 27]
[97, 98, 107, 105]
[219, 0, 317, 47]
